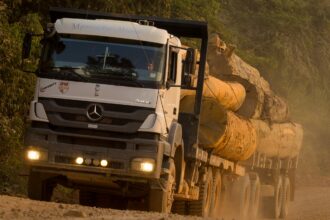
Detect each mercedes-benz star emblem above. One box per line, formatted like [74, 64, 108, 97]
[86, 104, 103, 122]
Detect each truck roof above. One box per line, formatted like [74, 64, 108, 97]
[55, 18, 170, 44]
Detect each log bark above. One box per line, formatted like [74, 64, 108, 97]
[262, 92, 290, 123]
[180, 95, 257, 161]
[207, 33, 290, 122]
[251, 120, 303, 158]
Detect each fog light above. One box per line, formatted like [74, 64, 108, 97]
[131, 158, 155, 172]
[140, 162, 154, 172]
[27, 150, 40, 160]
[75, 157, 84, 165]
[93, 159, 100, 166]
[85, 158, 92, 165]
[100, 159, 108, 167]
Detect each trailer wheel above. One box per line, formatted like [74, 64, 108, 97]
[231, 175, 251, 220]
[280, 176, 291, 218]
[28, 171, 55, 201]
[263, 176, 283, 218]
[188, 167, 213, 217]
[172, 200, 186, 215]
[210, 169, 222, 217]
[249, 173, 261, 219]
[148, 159, 176, 213]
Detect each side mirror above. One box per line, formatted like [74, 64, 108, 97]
[181, 48, 196, 89]
[22, 33, 32, 60]
[184, 48, 196, 75]
[182, 73, 192, 88]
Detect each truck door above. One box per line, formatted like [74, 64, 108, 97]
[161, 46, 181, 131]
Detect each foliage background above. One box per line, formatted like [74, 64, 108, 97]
[0, 0, 329, 192]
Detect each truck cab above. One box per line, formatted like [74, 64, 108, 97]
[24, 8, 208, 213]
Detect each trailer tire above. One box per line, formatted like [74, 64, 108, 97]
[148, 159, 176, 213]
[188, 167, 213, 217]
[210, 169, 222, 217]
[263, 176, 283, 219]
[172, 200, 186, 215]
[280, 176, 291, 218]
[28, 171, 55, 201]
[231, 175, 251, 220]
[249, 173, 261, 219]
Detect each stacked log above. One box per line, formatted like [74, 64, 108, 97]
[203, 33, 303, 159]
[179, 33, 303, 161]
[207, 34, 290, 123]
[180, 96, 257, 161]
[251, 120, 303, 158]
[181, 75, 246, 111]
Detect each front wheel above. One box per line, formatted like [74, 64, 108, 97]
[148, 158, 176, 213]
[27, 171, 55, 201]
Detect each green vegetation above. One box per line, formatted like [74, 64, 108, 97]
[0, 0, 329, 192]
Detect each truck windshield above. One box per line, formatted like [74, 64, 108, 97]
[40, 35, 166, 88]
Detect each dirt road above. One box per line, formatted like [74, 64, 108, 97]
[0, 187, 329, 219]
[286, 186, 330, 220]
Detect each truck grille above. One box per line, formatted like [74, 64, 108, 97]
[39, 98, 154, 133]
[57, 135, 126, 149]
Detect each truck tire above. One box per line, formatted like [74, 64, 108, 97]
[263, 176, 283, 219]
[79, 190, 95, 206]
[188, 167, 213, 217]
[28, 171, 55, 201]
[148, 159, 176, 213]
[172, 200, 186, 215]
[231, 175, 251, 220]
[249, 173, 261, 220]
[210, 169, 222, 217]
[280, 176, 291, 218]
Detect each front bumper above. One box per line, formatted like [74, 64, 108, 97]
[25, 124, 168, 183]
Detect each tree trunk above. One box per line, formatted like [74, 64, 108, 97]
[180, 96, 257, 161]
[262, 92, 290, 123]
[181, 75, 246, 111]
[251, 120, 303, 158]
[207, 33, 290, 122]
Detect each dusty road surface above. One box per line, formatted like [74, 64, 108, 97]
[0, 187, 329, 220]
[286, 186, 330, 220]
[0, 195, 207, 220]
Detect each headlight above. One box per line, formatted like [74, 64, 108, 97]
[75, 157, 84, 165]
[100, 159, 108, 167]
[27, 150, 40, 160]
[131, 158, 155, 172]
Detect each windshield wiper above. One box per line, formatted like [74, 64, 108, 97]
[105, 75, 145, 88]
[92, 69, 145, 87]
[50, 67, 89, 82]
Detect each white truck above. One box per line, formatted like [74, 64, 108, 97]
[23, 7, 297, 219]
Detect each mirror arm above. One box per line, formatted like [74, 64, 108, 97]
[22, 70, 36, 74]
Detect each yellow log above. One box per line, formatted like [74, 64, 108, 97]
[181, 76, 246, 111]
[180, 96, 257, 161]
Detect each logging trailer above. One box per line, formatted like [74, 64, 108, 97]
[22, 7, 298, 219]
